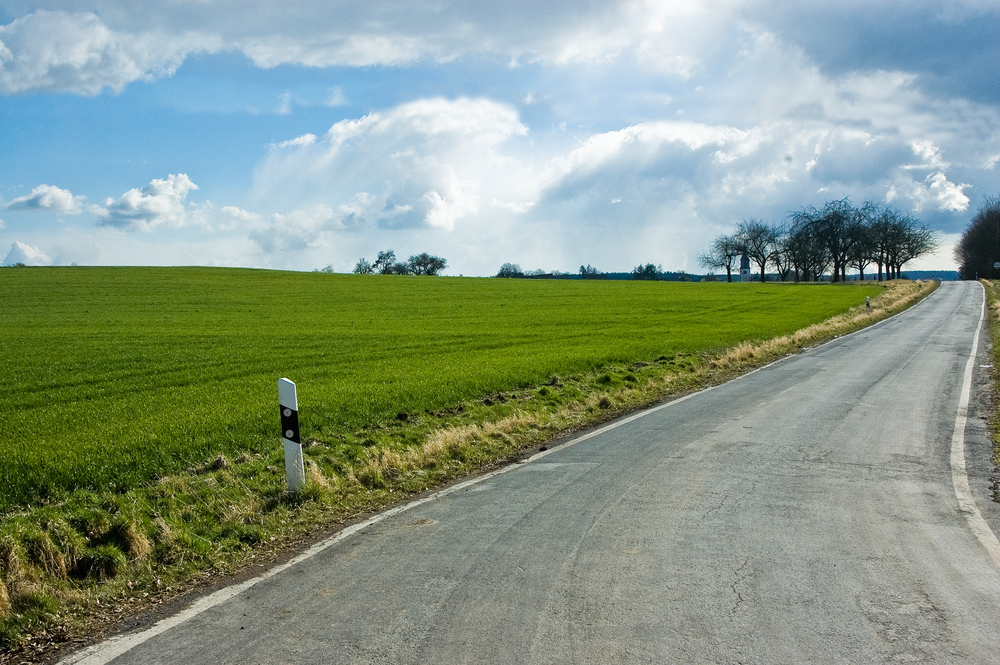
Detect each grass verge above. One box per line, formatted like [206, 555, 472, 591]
[981, 281, 1000, 476]
[0, 279, 933, 663]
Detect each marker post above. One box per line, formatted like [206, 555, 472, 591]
[278, 378, 305, 492]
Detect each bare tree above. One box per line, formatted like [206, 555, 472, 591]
[702, 199, 934, 284]
[791, 200, 856, 282]
[770, 225, 793, 281]
[735, 218, 778, 283]
[698, 234, 742, 282]
[954, 196, 1000, 280]
[889, 215, 937, 278]
[845, 202, 878, 280]
[785, 216, 830, 281]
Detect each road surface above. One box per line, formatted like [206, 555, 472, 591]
[67, 280, 1000, 664]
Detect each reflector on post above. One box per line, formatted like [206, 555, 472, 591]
[278, 378, 305, 492]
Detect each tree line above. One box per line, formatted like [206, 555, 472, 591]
[954, 196, 1000, 280]
[352, 250, 447, 276]
[496, 262, 680, 280]
[699, 199, 937, 282]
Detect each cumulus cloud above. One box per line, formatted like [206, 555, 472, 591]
[5, 184, 84, 213]
[0, 2, 726, 95]
[252, 97, 531, 249]
[888, 172, 971, 213]
[247, 57, 997, 269]
[0, 10, 213, 94]
[249, 205, 339, 253]
[2, 240, 51, 266]
[96, 174, 199, 231]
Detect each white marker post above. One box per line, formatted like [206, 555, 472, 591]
[278, 378, 305, 492]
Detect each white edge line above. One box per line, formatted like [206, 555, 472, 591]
[949, 282, 1000, 567]
[60, 283, 942, 664]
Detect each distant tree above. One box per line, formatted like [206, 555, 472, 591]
[845, 205, 877, 281]
[388, 262, 411, 275]
[955, 196, 1000, 279]
[889, 216, 937, 279]
[373, 250, 396, 275]
[496, 263, 524, 278]
[580, 264, 602, 278]
[631, 263, 662, 280]
[785, 217, 830, 282]
[769, 225, 793, 281]
[735, 218, 778, 283]
[698, 234, 742, 282]
[352, 258, 373, 274]
[869, 207, 899, 281]
[792, 199, 869, 282]
[407, 253, 447, 276]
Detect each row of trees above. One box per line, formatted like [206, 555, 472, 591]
[353, 250, 447, 276]
[700, 200, 937, 282]
[954, 196, 1000, 279]
[496, 262, 676, 280]
[495, 263, 562, 278]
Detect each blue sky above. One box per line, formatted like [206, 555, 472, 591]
[1, 1, 998, 275]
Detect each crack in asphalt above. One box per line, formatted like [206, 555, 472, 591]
[730, 558, 750, 616]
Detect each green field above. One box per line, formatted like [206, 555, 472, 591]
[0, 267, 881, 514]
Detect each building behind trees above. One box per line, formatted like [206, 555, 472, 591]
[700, 199, 937, 282]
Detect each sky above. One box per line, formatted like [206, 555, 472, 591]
[1, 1, 998, 275]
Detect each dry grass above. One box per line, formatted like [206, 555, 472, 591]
[415, 280, 930, 464]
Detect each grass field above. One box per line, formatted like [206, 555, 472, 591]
[0, 267, 883, 514]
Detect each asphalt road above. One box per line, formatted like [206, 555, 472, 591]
[67, 280, 1000, 664]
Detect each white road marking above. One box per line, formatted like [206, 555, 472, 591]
[949, 282, 1000, 568]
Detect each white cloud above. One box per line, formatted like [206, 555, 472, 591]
[327, 86, 347, 106]
[6, 184, 84, 213]
[249, 204, 338, 253]
[889, 172, 971, 213]
[96, 174, 199, 231]
[276, 92, 293, 115]
[0, 2, 723, 94]
[910, 140, 948, 169]
[219, 206, 262, 224]
[2, 240, 51, 266]
[215, 206, 263, 231]
[245, 65, 995, 272]
[273, 133, 317, 149]
[253, 97, 531, 240]
[0, 10, 214, 94]
[422, 174, 480, 231]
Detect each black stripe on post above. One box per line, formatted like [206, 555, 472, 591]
[280, 406, 300, 443]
